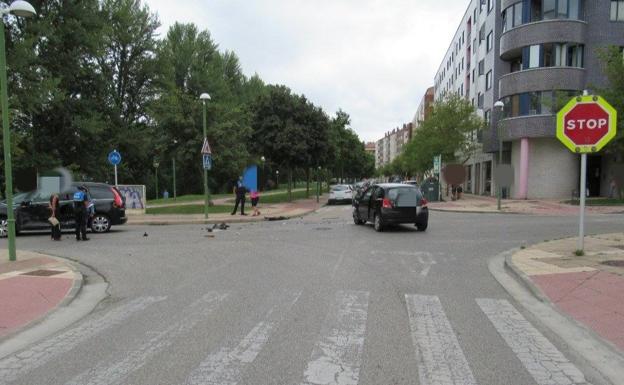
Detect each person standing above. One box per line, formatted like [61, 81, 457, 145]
[73, 186, 89, 241]
[250, 190, 260, 216]
[49, 194, 62, 241]
[231, 176, 247, 216]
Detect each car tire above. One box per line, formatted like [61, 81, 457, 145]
[415, 222, 428, 232]
[91, 214, 111, 233]
[374, 213, 384, 232]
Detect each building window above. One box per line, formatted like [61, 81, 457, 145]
[523, 43, 585, 69]
[478, 60, 485, 75]
[543, 0, 556, 19]
[486, 31, 493, 52]
[484, 109, 491, 125]
[488, 0, 493, 12]
[529, 45, 540, 68]
[501, 90, 577, 118]
[612, 1, 624, 21]
[472, 68, 476, 82]
[478, 92, 484, 108]
[479, 24, 485, 45]
[485, 70, 493, 90]
[503, 2, 524, 32]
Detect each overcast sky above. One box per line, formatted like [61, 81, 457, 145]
[144, 0, 469, 142]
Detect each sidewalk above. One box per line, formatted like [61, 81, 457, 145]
[129, 196, 328, 225]
[147, 188, 309, 209]
[507, 233, 624, 352]
[0, 251, 82, 339]
[429, 193, 624, 215]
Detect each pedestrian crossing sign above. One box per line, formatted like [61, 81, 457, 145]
[203, 154, 212, 170]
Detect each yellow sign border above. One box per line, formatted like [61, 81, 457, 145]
[556, 95, 617, 153]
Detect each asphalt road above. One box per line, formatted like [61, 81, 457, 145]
[1, 206, 624, 385]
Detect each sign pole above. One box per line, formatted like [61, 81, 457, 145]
[114, 164, 118, 187]
[578, 153, 587, 251]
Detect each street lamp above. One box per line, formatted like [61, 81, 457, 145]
[1, 1, 36, 262]
[276, 170, 279, 189]
[153, 160, 160, 199]
[494, 100, 505, 211]
[200, 92, 210, 219]
[172, 139, 178, 201]
[260, 156, 266, 191]
[316, 166, 321, 203]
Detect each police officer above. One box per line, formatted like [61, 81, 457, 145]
[73, 185, 89, 241]
[231, 176, 247, 216]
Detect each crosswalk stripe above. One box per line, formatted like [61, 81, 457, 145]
[301, 290, 369, 385]
[476, 298, 588, 385]
[65, 292, 229, 385]
[0, 296, 166, 385]
[405, 294, 477, 385]
[185, 291, 301, 385]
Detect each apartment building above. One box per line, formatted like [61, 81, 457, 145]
[413, 87, 435, 129]
[375, 123, 414, 168]
[434, 0, 624, 198]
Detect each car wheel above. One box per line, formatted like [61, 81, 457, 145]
[91, 214, 111, 233]
[416, 222, 428, 232]
[0, 217, 7, 238]
[374, 213, 384, 232]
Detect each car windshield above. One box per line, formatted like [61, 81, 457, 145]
[388, 187, 418, 207]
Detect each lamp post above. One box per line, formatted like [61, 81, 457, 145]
[260, 156, 265, 191]
[200, 93, 210, 219]
[494, 100, 505, 211]
[316, 166, 321, 203]
[153, 160, 160, 199]
[1, 1, 36, 262]
[276, 170, 279, 189]
[172, 139, 178, 201]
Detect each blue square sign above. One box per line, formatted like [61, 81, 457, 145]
[203, 154, 212, 170]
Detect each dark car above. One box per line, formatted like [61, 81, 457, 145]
[0, 182, 127, 237]
[352, 183, 428, 232]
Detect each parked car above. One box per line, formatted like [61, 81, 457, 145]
[403, 180, 418, 186]
[352, 183, 428, 232]
[328, 184, 353, 205]
[0, 182, 127, 237]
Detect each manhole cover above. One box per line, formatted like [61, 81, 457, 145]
[21, 269, 64, 277]
[314, 227, 332, 231]
[601, 260, 624, 267]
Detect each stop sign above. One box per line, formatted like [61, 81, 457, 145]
[556, 95, 617, 153]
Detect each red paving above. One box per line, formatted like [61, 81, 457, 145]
[533, 271, 624, 351]
[0, 275, 72, 337]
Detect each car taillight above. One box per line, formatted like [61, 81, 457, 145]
[420, 197, 428, 208]
[382, 198, 393, 209]
[111, 188, 124, 208]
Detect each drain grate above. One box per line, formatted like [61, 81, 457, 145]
[600, 260, 624, 267]
[21, 269, 64, 277]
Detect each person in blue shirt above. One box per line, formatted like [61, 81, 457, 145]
[73, 186, 90, 241]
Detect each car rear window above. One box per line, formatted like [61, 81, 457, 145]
[331, 185, 349, 191]
[388, 187, 418, 207]
[90, 186, 113, 199]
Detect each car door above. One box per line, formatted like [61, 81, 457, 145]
[58, 190, 77, 228]
[19, 191, 49, 229]
[357, 187, 373, 220]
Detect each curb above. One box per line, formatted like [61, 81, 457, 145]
[0, 254, 84, 345]
[428, 207, 525, 215]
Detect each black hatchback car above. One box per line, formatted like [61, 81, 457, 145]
[0, 182, 127, 237]
[352, 183, 429, 232]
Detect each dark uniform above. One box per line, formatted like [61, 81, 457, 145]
[231, 180, 247, 215]
[73, 188, 89, 241]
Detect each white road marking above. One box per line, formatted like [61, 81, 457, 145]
[476, 298, 588, 385]
[330, 251, 346, 279]
[301, 290, 369, 385]
[185, 291, 301, 385]
[0, 296, 166, 385]
[65, 292, 229, 385]
[417, 255, 437, 277]
[405, 294, 477, 385]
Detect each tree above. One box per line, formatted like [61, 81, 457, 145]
[597, 46, 624, 153]
[399, 95, 484, 175]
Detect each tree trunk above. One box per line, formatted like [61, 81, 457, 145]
[306, 168, 310, 198]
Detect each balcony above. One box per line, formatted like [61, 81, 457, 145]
[500, 115, 556, 141]
[500, 19, 587, 60]
[499, 67, 585, 98]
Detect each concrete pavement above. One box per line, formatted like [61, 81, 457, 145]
[507, 233, 624, 352]
[2, 208, 624, 384]
[0, 250, 82, 340]
[429, 194, 624, 215]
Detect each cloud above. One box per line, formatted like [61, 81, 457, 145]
[145, 0, 469, 141]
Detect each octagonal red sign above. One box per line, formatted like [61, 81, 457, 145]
[563, 103, 610, 146]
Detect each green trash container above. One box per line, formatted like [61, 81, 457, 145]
[421, 178, 440, 202]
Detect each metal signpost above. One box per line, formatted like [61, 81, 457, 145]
[556, 93, 617, 252]
[433, 155, 442, 201]
[108, 150, 122, 187]
[201, 138, 212, 219]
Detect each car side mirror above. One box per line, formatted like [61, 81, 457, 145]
[20, 201, 32, 207]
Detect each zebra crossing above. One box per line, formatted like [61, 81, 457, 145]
[0, 290, 589, 385]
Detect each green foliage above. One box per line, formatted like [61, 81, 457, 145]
[597, 46, 624, 153]
[1, 1, 369, 196]
[384, 94, 484, 176]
